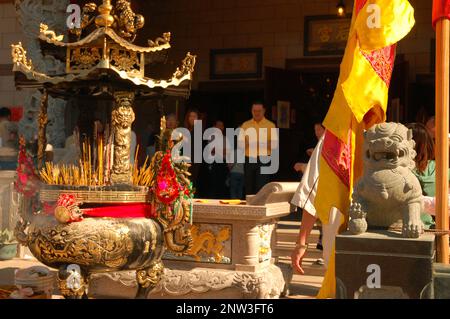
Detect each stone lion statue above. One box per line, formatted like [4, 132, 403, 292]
[348, 122, 424, 238]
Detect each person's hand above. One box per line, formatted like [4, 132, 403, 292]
[306, 148, 314, 156]
[294, 162, 306, 173]
[291, 243, 308, 274]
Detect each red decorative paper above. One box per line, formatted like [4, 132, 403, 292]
[10, 107, 23, 122]
[155, 151, 182, 205]
[15, 140, 40, 198]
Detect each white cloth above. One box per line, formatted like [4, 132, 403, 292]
[322, 208, 343, 266]
[291, 135, 324, 216]
[291, 135, 342, 268]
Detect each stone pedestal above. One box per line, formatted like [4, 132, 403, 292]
[89, 263, 286, 299]
[335, 230, 435, 299]
[89, 182, 298, 299]
[433, 263, 450, 299]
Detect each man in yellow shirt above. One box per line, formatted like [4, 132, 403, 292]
[238, 102, 277, 195]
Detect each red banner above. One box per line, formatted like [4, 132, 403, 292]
[44, 202, 157, 220]
[433, 0, 450, 29]
[83, 204, 157, 219]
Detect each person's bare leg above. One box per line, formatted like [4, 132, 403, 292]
[291, 210, 317, 274]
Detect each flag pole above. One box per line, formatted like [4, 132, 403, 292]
[435, 16, 450, 264]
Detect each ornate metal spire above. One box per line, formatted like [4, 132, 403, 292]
[95, 0, 114, 27]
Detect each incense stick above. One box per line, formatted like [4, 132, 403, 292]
[39, 127, 157, 187]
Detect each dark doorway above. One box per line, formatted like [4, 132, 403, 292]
[188, 81, 264, 129]
[265, 65, 339, 182]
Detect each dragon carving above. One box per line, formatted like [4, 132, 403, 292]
[186, 225, 231, 262]
[111, 91, 135, 184]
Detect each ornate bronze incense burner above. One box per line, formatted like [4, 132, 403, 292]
[11, 0, 196, 299]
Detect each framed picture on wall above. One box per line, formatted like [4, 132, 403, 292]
[277, 101, 290, 129]
[210, 48, 263, 80]
[304, 15, 351, 56]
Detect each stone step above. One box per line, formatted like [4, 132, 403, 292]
[274, 242, 323, 260]
[287, 273, 323, 298]
[277, 221, 302, 228]
[293, 274, 324, 286]
[278, 257, 326, 277]
[286, 283, 320, 298]
[275, 228, 321, 244]
[277, 220, 321, 229]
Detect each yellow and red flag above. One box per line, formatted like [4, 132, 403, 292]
[314, 0, 415, 298]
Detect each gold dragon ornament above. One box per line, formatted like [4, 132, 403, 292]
[150, 118, 194, 256]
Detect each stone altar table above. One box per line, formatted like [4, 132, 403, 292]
[335, 230, 435, 299]
[89, 182, 298, 299]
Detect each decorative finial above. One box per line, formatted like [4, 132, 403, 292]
[95, 0, 115, 28]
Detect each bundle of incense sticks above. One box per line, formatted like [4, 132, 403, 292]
[40, 126, 156, 187]
[40, 135, 102, 186]
[98, 132, 104, 186]
[132, 147, 156, 187]
[106, 128, 114, 184]
[104, 123, 111, 184]
[40, 162, 83, 186]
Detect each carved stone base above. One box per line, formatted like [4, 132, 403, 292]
[89, 264, 286, 299]
[336, 230, 435, 299]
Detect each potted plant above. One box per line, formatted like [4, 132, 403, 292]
[0, 229, 18, 260]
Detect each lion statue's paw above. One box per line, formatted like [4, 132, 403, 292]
[402, 221, 424, 239]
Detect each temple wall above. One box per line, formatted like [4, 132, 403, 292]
[143, 0, 434, 88]
[0, 0, 437, 123]
[0, 2, 28, 107]
[0, 0, 68, 147]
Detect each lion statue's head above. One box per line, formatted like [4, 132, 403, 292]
[363, 122, 416, 170]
